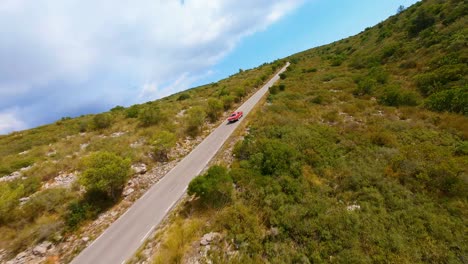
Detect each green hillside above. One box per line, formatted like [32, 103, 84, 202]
[0, 59, 284, 257]
[0, 0, 466, 262]
[153, 0, 467, 263]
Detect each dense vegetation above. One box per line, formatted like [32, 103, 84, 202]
[179, 0, 467, 263]
[0, 59, 284, 256]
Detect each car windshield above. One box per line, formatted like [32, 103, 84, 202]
[230, 113, 236, 116]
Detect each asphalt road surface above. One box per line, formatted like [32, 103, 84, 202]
[71, 62, 289, 264]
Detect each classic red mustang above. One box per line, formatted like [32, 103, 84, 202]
[227, 111, 243, 123]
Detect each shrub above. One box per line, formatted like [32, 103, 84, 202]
[221, 95, 235, 111]
[353, 77, 376, 96]
[252, 139, 302, 177]
[330, 54, 346, 66]
[151, 131, 177, 162]
[125, 105, 140, 118]
[79, 151, 131, 200]
[139, 106, 166, 127]
[425, 87, 467, 114]
[92, 113, 112, 129]
[415, 64, 466, 96]
[206, 98, 224, 123]
[234, 87, 246, 102]
[408, 10, 436, 37]
[379, 86, 419, 107]
[215, 204, 263, 253]
[369, 67, 389, 84]
[177, 93, 190, 101]
[454, 141, 468, 156]
[0, 183, 23, 224]
[279, 84, 286, 91]
[20, 188, 73, 222]
[185, 106, 206, 137]
[110, 105, 125, 112]
[188, 166, 233, 208]
[269, 85, 279, 95]
[279, 73, 287, 80]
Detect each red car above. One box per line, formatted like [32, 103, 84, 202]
[227, 111, 243, 122]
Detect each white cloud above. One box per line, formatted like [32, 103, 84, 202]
[0, 0, 303, 134]
[0, 108, 27, 134]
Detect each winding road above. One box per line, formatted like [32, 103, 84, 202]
[71, 62, 289, 264]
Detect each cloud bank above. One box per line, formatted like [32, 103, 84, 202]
[0, 0, 302, 134]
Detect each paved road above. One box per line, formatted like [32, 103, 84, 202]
[71, 62, 289, 264]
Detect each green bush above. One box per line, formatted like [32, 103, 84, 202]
[221, 95, 235, 111]
[408, 9, 436, 37]
[415, 64, 466, 96]
[206, 98, 224, 123]
[234, 87, 246, 103]
[425, 87, 467, 114]
[139, 106, 166, 127]
[354, 77, 377, 96]
[379, 86, 419, 107]
[177, 93, 190, 101]
[252, 139, 302, 177]
[151, 131, 177, 162]
[79, 151, 131, 200]
[188, 166, 233, 208]
[110, 105, 125, 112]
[330, 54, 347, 66]
[92, 113, 112, 129]
[184, 106, 206, 137]
[125, 105, 140, 118]
[20, 188, 73, 222]
[269, 85, 279, 95]
[0, 183, 23, 224]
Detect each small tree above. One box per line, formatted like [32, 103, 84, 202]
[151, 131, 177, 162]
[185, 106, 206, 137]
[397, 5, 405, 14]
[139, 106, 165, 127]
[93, 113, 112, 129]
[221, 95, 235, 111]
[125, 105, 140, 118]
[79, 152, 131, 201]
[188, 166, 233, 208]
[206, 98, 224, 123]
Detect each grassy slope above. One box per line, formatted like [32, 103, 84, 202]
[151, 0, 467, 263]
[0, 60, 285, 255]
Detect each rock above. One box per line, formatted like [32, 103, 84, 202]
[0, 171, 22, 182]
[20, 165, 33, 171]
[347, 204, 361, 211]
[269, 227, 279, 236]
[82, 237, 89, 242]
[132, 163, 147, 174]
[43, 172, 77, 189]
[111, 131, 126, 138]
[200, 232, 220, 246]
[18, 150, 29, 155]
[32, 241, 52, 256]
[47, 150, 57, 157]
[80, 143, 89, 150]
[123, 188, 135, 196]
[19, 197, 30, 204]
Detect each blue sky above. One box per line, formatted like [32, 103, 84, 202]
[0, 0, 419, 134]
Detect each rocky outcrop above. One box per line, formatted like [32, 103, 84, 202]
[132, 163, 147, 174]
[200, 232, 221, 246]
[32, 241, 53, 257]
[43, 172, 77, 189]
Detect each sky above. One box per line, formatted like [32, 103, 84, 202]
[0, 0, 419, 134]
